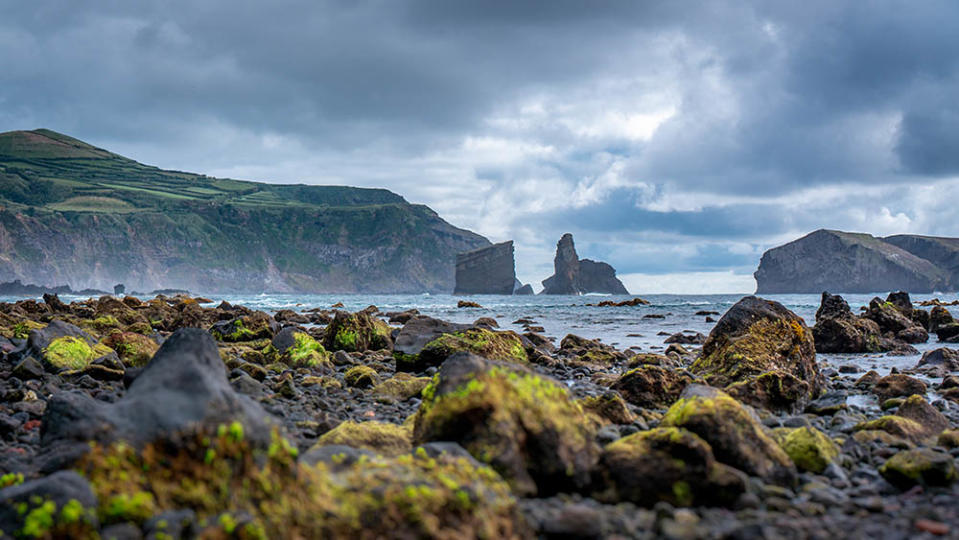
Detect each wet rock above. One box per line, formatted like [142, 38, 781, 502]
[690, 296, 822, 412]
[937, 323, 959, 342]
[929, 306, 955, 333]
[344, 365, 380, 388]
[579, 392, 636, 425]
[854, 370, 881, 389]
[864, 296, 928, 343]
[594, 427, 747, 507]
[914, 347, 959, 377]
[879, 448, 957, 489]
[660, 385, 797, 487]
[805, 391, 848, 416]
[405, 327, 528, 372]
[812, 293, 889, 353]
[41, 329, 275, 466]
[770, 426, 839, 473]
[664, 331, 707, 345]
[872, 374, 927, 403]
[323, 310, 392, 353]
[611, 366, 693, 409]
[412, 352, 599, 496]
[385, 309, 419, 324]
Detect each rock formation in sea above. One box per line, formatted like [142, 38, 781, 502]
[541, 233, 628, 295]
[453, 241, 517, 295]
[755, 229, 950, 294]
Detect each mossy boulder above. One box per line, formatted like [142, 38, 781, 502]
[879, 449, 957, 489]
[0, 471, 99, 539]
[344, 365, 380, 388]
[278, 331, 331, 369]
[405, 328, 528, 372]
[94, 295, 148, 327]
[725, 370, 812, 413]
[413, 352, 599, 496]
[579, 392, 636, 425]
[313, 421, 412, 456]
[853, 416, 929, 444]
[937, 429, 959, 449]
[863, 296, 928, 343]
[690, 296, 823, 412]
[323, 310, 393, 353]
[209, 313, 275, 343]
[610, 365, 693, 409]
[594, 427, 747, 507]
[101, 331, 159, 368]
[76, 427, 526, 539]
[872, 374, 927, 403]
[558, 334, 627, 368]
[373, 373, 431, 400]
[660, 385, 797, 486]
[23, 320, 115, 371]
[771, 426, 839, 474]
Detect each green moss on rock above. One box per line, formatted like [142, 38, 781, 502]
[373, 373, 431, 400]
[344, 365, 380, 388]
[771, 426, 839, 473]
[313, 421, 412, 456]
[43, 336, 113, 370]
[283, 332, 331, 368]
[417, 328, 528, 369]
[879, 448, 958, 489]
[101, 331, 159, 368]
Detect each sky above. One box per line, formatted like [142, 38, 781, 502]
[3, 1, 959, 294]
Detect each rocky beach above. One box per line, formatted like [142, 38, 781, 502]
[0, 291, 957, 538]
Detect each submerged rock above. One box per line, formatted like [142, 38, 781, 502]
[412, 352, 599, 496]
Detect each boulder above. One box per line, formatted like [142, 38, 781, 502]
[880, 449, 957, 489]
[937, 323, 959, 342]
[660, 385, 797, 486]
[21, 320, 115, 372]
[40, 328, 275, 467]
[101, 331, 159, 368]
[593, 427, 747, 507]
[541, 233, 628, 295]
[392, 316, 470, 370]
[770, 426, 839, 474]
[914, 347, 959, 377]
[578, 392, 636, 425]
[412, 352, 599, 496]
[610, 366, 694, 409]
[312, 421, 411, 456]
[812, 293, 889, 353]
[404, 327, 527, 372]
[863, 297, 928, 343]
[872, 374, 927, 403]
[323, 310, 392, 352]
[690, 296, 823, 412]
[930, 306, 955, 333]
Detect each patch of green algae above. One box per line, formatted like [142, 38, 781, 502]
[284, 332, 331, 368]
[771, 426, 839, 473]
[43, 336, 113, 370]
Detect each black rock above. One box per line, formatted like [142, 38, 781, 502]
[0, 471, 98, 535]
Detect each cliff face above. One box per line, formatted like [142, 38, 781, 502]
[453, 241, 516, 295]
[541, 233, 629, 295]
[884, 235, 959, 290]
[754, 229, 950, 294]
[0, 129, 489, 293]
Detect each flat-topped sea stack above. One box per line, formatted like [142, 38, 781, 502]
[541, 233, 628, 295]
[454, 241, 517, 295]
[755, 229, 950, 294]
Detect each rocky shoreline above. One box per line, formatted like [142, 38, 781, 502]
[0, 292, 957, 538]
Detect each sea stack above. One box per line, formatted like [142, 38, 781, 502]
[454, 241, 518, 295]
[541, 233, 628, 295]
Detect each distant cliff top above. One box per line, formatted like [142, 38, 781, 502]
[755, 229, 957, 294]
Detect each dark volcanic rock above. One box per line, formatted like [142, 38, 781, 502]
[754, 229, 948, 294]
[0, 471, 98, 536]
[454, 241, 517, 295]
[541, 233, 628, 295]
[40, 328, 274, 467]
[884, 234, 959, 290]
[812, 293, 890, 353]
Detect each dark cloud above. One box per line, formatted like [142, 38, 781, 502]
[2, 0, 959, 291]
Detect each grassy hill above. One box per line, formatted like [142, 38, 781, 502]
[0, 129, 488, 293]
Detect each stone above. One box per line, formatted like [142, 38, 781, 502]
[770, 426, 839, 474]
[453, 241, 517, 295]
[0, 471, 98, 538]
[392, 316, 470, 370]
[611, 366, 693, 409]
[872, 374, 927, 403]
[660, 385, 797, 486]
[405, 327, 528, 372]
[40, 328, 275, 467]
[412, 352, 599, 496]
[323, 310, 392, 352]
[312, 421, 411, 456]
[12, 357, 44, 380]
[914, 347, 959, 377]
[690, 296, 822, 412]
[879, 449, 957, 489]
[812, 293, 889, 353]
[594, 427, 747, 507]
[541, 233, 628, 295]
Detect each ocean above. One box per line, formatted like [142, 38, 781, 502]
[22, 291, 957, 379]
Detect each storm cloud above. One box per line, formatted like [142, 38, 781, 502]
[2, 0, 958, 292]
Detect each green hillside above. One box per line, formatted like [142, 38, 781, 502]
[0, 129, 488, 293]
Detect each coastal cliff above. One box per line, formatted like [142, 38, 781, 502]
[453, 241, 517, 295]
[0, 129, 488, 293]
[755, 229, 951, 294]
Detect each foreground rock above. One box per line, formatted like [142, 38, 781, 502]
[660, 385, 797, 486]
[454, 241, 518, 295]
[40, 328, 275, 467]
[690, 296, 823, 412]
[541, 233, 628, 295]
[413, 352, 599, 496]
